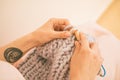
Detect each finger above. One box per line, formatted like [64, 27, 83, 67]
[73, 41, 81, 54]
[49, 18, 70, 26]
[90, 41, 98, 50]
[55, 25, 66, 31]
[80, 32, 89, 48]
[64, 25, 73, 31]
[71, 29, 77, 35]
[75, 30, 80, 41]
[90, 42, 95, 49]
[90, 42, 100, 55]
[75, 41, 81, 49]
[53, 31, 71, 39]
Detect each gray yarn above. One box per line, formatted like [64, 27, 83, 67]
[17, 35, 75, 80]
[17, 32, 95, 80]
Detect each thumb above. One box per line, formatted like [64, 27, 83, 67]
[53, 31, 71, 39]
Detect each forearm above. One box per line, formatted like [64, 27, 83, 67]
[0, 33, 40, 63]
[0, 18, 71, 64]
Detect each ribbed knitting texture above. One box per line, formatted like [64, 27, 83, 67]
[17, 35, 76, 80]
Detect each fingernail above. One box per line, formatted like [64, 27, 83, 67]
[65, 32, 71, 37]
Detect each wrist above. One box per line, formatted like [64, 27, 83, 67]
[0, 33, 40, 63]
[31, 31, 43, 45]
[12, 33, 40, 53]
[70, 70, 89, 80]
[31, 28, 50, 45]
[71, 76, 89, 80]
[26, 32, 41, 47]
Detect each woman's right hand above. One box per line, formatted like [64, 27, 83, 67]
[70, 32, 103, 80]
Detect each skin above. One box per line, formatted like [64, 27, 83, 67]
[70, 31, 103, 80]
[0, 18, 71, 64]
[0, 18, 103, 80]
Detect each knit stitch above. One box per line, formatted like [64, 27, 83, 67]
[17, 35, 75, 80]
[17, 29, 96, 80]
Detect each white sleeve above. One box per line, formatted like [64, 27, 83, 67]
[0, 61, 25, 80]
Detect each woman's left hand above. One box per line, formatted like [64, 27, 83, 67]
[32, 18, 71, 45]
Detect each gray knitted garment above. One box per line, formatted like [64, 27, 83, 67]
[17, 33, 95, 80]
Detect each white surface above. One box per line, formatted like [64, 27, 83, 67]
[0, 61, 25, 80]
[0, 0, 112, 46]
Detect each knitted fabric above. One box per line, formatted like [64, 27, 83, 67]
[17, 31, 95, 80]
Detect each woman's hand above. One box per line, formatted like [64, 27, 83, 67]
[70, 32, 103, 80]
[13, 18, 71, 67]
[32, 18, 71, 45]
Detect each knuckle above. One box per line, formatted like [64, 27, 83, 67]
[77, 44, 81, 49]
[63, 19, 70, 24]
[65, 19, 69, 22]
[75, 44, 80, 49]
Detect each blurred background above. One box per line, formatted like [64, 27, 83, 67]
[1, 0, 119, 46]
